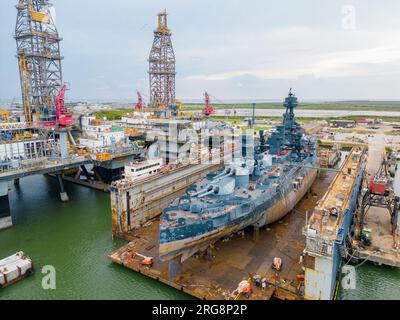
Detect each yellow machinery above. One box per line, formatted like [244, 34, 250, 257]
[90, 119, 103, 126]
[0, 110, 10, 123]
[123, 128, 140, 137]
[175, 99, 193, 117]
[18, 55, 33, 124]
[96, 153, 113, 161]
[157, 11, 170, 35]
[15, 132, 33, 140]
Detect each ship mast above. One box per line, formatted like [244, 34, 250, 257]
[283, 88, 303, 155]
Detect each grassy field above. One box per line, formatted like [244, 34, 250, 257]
[209, 115, 400, 123]
[384, 130, 400, 136]
[91, 109, 400, 123]
[93, 109, 130, 120]
[184, 102, 400, 112]
[329, 128, 376, 134]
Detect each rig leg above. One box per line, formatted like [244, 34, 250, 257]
[0, 181, 12, 231]
[80, 165, 92, 181]
[56, 174, 69, 202]
[168, 256, 182, 281]
[14, 178, 20, 186]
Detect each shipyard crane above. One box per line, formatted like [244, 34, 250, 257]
[358, 154, 399, 243]
[204, 92, 215, 117]
[135, 91, 144, 111]
[55, 84, 73, 127]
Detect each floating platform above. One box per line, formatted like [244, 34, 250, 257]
[352, 215, 400, 267]
[108, 171, 335, 300]
[352, 135, 400, 267]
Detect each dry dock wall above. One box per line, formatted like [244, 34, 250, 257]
[0, 181, 11, 230]
[304, 147, 366, 300]
[110, 163, 222, 236]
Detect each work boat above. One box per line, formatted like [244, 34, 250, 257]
[159, 90, 318, 262]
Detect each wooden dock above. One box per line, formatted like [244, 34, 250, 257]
[108, 172, 335, 300]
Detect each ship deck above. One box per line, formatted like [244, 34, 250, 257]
[310, 147, 364, 241]
[108, 170, 335, 300]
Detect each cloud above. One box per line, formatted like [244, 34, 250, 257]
[2, 0, 400, 100]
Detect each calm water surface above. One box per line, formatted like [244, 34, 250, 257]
[0, 175, 189, 300]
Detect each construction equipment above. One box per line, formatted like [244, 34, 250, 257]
[55, 84, 73, 127]
[369, 155, 391, 196]
[360, 228, 372, 246]
[96, 153, 113, 161]
[126, 251, 153, 267]
[135, 91, 144, 111]
[232, 279, 251, 299]
[0, 110, 11, 123]
[204, 92, 215, 117]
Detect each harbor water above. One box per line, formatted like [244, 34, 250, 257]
[0, 173, 399, 300]
[0, 175, 189, 300]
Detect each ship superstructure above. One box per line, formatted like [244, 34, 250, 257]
[159, 90, 318, 262]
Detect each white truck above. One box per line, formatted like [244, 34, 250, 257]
[0, 251, 34, 288]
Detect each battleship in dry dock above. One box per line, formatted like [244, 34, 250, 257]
[159, 90, 318, 262]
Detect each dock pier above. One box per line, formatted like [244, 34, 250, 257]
[0, 124, 145, 230]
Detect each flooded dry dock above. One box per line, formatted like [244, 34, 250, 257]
[108, 169, 335, 300]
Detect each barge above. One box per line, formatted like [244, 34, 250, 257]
[0, 251, 34, 289]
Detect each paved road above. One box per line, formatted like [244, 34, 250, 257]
[366, 134, 385, 175]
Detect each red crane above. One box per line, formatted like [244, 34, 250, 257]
[55, 84, 73, 127]
[204, 91, 215, 116]
[368, 156, 392, 196]
[135, 91, 144, 111]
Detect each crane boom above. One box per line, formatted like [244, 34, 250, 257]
[55, 83, 73, 127]
[204, 91, 215, 116]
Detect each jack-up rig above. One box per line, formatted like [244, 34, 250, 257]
[15, 0, 72, 127]
[148, 11, 176, 114]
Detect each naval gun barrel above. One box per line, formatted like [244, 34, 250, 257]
[197, 185, 220, 198]
[212, 169, 236, 182]
[213, 168, 232, 180]
[191, 185, 214, 197]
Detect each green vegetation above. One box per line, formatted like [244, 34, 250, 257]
[384, 130, 400, 136]
[210, 114, 400, 123]
[90, 107, 400, 124]
[318, 140, 364, 150]
[93, 109, 129, 120]
[185, 102, 400, 112]
[330, 128, 376, 134]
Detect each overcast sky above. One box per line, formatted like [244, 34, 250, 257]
[1, 0, 400, 102]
